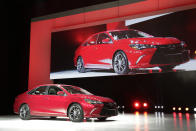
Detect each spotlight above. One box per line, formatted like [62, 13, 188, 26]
[155, 106, 157, 109]
[185, 107, 189, 111]
[173, 107, 176, 111]
[178, 107, 182, 111]
[134, 102, 140, 109]
[143, 103, 148, 108]
[161, 106, 164, 109]
[194, 108, 196, 112]
[158, 106, 160, 109]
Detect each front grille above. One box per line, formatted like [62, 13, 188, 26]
[102, 102, 116, 109]
[100, 109, 117, 116]
[150, 44, 189, 64]
[100, 102, 118, 116]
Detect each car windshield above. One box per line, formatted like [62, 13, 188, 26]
[62, 86, 93, 95]
[109, 30, 153, 40]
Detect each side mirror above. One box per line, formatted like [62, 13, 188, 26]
[102, 38, 111, 44]
[57, 91, 65, 96]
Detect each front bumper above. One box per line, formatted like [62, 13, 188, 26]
[82, 102, 118, 118]
[150, 46, 189, 65]
[126, 44, 190, 68]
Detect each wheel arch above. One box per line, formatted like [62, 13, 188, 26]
[112, 50, 128, 64]
[67, 102, 82, 116]
[19, 103, 28, 112]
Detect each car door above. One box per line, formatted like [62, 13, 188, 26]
[46, 86, 68, 116]
[95, 33, 114, 68]
[81, 34, 99, 67]
[28, 86, 50, 115]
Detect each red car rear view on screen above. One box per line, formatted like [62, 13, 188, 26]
[14, 84, 118, 122]
[74, 29, 190, 74]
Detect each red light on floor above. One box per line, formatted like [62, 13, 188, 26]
[134, 102, 140, 109]
[143, 103, 148, 108]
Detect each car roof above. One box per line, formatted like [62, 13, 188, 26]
[81, 28, 135, 44]
[34, 84, 74, 88]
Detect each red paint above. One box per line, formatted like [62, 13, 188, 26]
[14, 84, 117, 119]
[107, 21, 128, 30]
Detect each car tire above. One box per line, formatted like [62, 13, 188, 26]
[50, 116, 57, 119]
[68, 103, 84, 122]
[113, 51, 129, 74]
[98, 117, 107, 121]
[159, 65, 175, 72]
[77, 57, 86, 73]
[19, 104, 31, 120]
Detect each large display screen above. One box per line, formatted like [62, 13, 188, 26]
[50, 8, 196, 79]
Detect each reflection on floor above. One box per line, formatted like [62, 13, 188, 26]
[50, 59, 196, 79]
[0, 112, 196, 131]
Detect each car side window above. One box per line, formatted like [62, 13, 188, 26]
[48, 86, 64, 95]
[97, 33, 112, 44]
[87, 35, 98, 45]
[29, 86, 47, 95]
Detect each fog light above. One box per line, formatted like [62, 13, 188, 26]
[194, 108, 196, 112]
[178, 107, 182, 111]
[173, 107, 176, 111]
[185, 107, 189, 111]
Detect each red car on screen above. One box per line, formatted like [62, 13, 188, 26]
[74, 29, 189, 74]
[14, 84, 118, 122]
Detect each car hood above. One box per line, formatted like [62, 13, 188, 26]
[71, 94, 114, 102]
[118, 37, 181, 45]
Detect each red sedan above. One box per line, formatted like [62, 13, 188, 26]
[74, 29, 190, 74]
[14, 84, 118, 122]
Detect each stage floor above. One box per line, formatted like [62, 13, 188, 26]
[50, 59, 196, 79]
[0, 113, 196, 131]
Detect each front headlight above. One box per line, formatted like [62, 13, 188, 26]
[129, 44, 155, 50]
[84, 99, 103, 104]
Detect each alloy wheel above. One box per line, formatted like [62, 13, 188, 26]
[77, 57, 85, 73]
[113, 51, 129, 74]
[19, 104, 31, 120]
[69, 104, 84, 122]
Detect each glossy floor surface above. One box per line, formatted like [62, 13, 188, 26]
[0, 112, 196, 131]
